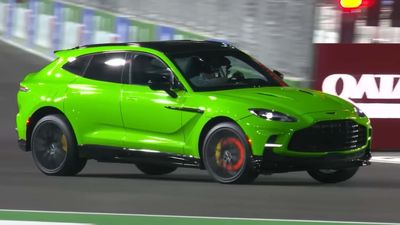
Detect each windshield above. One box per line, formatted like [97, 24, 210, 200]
[170, 50, 286, 92]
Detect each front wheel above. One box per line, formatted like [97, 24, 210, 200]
[307, 167, 359, 183]
[202, 122, 258, 184]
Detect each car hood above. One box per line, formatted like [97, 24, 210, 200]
[205, 86, 354, 115]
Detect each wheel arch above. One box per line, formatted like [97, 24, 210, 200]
[26, 106, 75, 151]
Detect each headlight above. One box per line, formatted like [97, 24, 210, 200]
[354, 106, 366, 117]
[249, 109, 297, 122]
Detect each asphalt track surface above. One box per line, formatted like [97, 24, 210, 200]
[0, 41, 400, 223]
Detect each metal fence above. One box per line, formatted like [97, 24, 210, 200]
[64, 0, 316, 85]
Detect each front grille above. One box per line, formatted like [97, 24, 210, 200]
[288, 120, 367, 152]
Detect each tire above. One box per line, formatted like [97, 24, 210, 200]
[31, 114, 86, 176]
[307, 167, 359, 183]
[202, 122, 259, 184]
[136, 163, 177, 175]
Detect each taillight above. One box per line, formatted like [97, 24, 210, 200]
[19, 85, 29, 92]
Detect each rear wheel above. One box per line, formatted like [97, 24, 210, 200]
[307, 167, 359, 183]
[136, 163, 177, 175]
[31, 114, 86, 176]
[202, 122, 258, 184]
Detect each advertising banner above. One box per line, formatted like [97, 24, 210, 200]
[52, 1, 62, 51]
[82, 8, 94, 45]
[157, 25, 175, 41]
[27, 0, 38, 47]
[129, 20, 156, 42]
[314, 44, 400, 151]
[174, 29, 206, 41]
[6, 0, 15, 38]
[60, 4, 82, 49]
[11, 5, 28, 39]
[1, 0, 208, 57]
[0, 0, 9, 34]
[115, 16, 129, 42]
[93, 11, 117, 43]
[32, 0, 54, 50]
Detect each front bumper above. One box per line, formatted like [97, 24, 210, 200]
[253, 145, 371, 173]
[238, 111, 372, 158]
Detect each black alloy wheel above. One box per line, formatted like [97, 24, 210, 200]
[31, 114, 86, 176]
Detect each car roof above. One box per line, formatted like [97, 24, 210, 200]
[58, 40, 237, 55]
[138, 40, 235, 54]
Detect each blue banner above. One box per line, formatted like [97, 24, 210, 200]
[116, 16, 130, 42]
[27, 0, 38, 47]
[157, 25, 175, 41]
[6, 0, 15, 38]
[82, 8, 94, 45]
[53, 1, 63, 51]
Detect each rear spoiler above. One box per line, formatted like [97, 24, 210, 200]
[54, 42, 137, 57]
[53, 46, 79, 57]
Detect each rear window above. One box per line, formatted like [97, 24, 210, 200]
[62, 55, 92, 76]
[83, 52, 127, 83]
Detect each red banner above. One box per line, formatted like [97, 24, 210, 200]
[313, 44, 400, 151]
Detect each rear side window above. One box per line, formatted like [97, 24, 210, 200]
[84, 52, 127, 83]
[62, 55, 92, 76]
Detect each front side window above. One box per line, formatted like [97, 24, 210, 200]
[84, 52, 127, 83]
[130, 54, 171, 85]
[170, 50, 285, 91]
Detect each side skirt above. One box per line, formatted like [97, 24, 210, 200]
[78, 145, 201, 168]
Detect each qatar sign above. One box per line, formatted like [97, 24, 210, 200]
[314, 44, 400, 150]
[322, 74, 400, 119]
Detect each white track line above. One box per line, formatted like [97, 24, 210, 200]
[0, 221, 91, 225]
[0, 209, 399, 225]
[371, 156, 400, 165]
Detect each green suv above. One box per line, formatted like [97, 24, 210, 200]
[16, 40, 371, 184]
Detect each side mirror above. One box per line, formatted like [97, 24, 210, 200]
[273, 70, 284, 80]
[148, 71, 178, 98]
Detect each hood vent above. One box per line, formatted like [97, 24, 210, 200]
[298, 90, 314, 96]
[257, 93, 278, 97]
